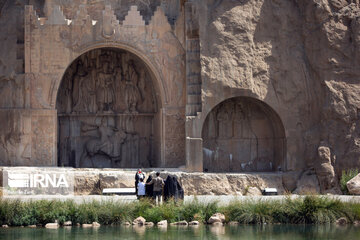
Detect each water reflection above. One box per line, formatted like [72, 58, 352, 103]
[1, 224, 360, 240]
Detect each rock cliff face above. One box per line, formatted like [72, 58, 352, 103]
[194, 0, 360, 179]
[0, 0, 359, 193]
[296, 0, 360, 174]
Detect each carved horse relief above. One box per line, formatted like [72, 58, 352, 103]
[57, 48, 157, 168]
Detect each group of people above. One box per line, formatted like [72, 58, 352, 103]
[135, 169, 184, 204]
[135, 169, 164, 203]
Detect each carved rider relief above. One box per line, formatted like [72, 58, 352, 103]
[57, 49, 157, 168]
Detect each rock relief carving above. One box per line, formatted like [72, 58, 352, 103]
[0, 111, 28, 165]
[57, 49, 157, 168]
[202, 98, 282, 173]
[58, 49, 153, 114]
[0, 73, 24, 108]
[79, 117, 126, 167]
[96, 59, 115, 113]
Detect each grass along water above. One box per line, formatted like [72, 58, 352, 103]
[0, 196, 360, 226]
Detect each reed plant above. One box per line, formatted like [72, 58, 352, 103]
[0, 196, 360, 226]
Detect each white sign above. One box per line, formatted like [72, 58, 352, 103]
[3, 168, 74, 196]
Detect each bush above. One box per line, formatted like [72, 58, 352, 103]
[0, 196, 359, 226]
[283, 196, 349, 224]
[224, 200, 278, 224]
[340, 169, 359, 194]
[177, 200, 218, 223]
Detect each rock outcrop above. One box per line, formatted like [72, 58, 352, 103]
[346, 173, 360, 195]
[157, 220, 168, 226]
[293, 170, 321, 195]
[45, 223, 59, 228]
[208, 213, 225, 224]
[132, 216, 146, 225]
[315, 143, 341, 194]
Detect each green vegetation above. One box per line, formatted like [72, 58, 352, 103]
[0, 196, 359, 226]
[340, 169, 359, 194]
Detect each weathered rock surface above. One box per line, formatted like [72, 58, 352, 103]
[245, 187, 262, 196]
[54, 169, 288, 196]
[282, 171, 302, 192]
[45, 223, 59, 228]
[354, 220, 360, 226]
[293, 171, 321, 195]
[181, 172, 284, 195]
[145, 222, 154, 227]
[157, 220, 168, 226]
[194, 0, 360, 175]
[63, 221, 72, 226]
[170, 220, 188, 226]
[132, 216, 146, 225]
[315, 144, 341, 194]
[346, 174, 360, 195]
[336, 217, 348, 225]
[92, 222, 100, 227]
[82, 224, 93, 228]
[208, 213, 225, 224]
[189, 221, 199, 225]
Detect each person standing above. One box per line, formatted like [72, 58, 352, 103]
[135, 169, 145, 195]
[137, 178, 146, 200]
[146, 172, 164, 205]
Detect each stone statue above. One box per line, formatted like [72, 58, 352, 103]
[217, 103, 233, 139]
[72, 60, 91, 113]
[72, 59, 96, 113]
[79, 118, 126, 167]
[233, 102, 245, 138]
[96, 61, 115, 113]
[87, 58, 98, 113]
[124, 60, 142, 113]
[315, 142, 341, 194]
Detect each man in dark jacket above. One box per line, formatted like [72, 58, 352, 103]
[146, 172, 164, 205]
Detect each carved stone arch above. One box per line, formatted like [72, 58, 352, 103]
[55, 45, 165, 168]
[201, 96, 286, 173]
[52, 42, 168, 109]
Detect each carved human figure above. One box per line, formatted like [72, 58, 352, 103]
[217, 103, 233, 139]
[113, 64, 126, 111]
[96, 61, 115, 112]
[80, 118, 126, 167]
[72, 60, 91, 112]
[233, 102, 246, 138]
[124, 60, 142, 113]
[315, 143, 341, 194]
[87, 58, 98, 113]
[0, 72, 21, 108]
